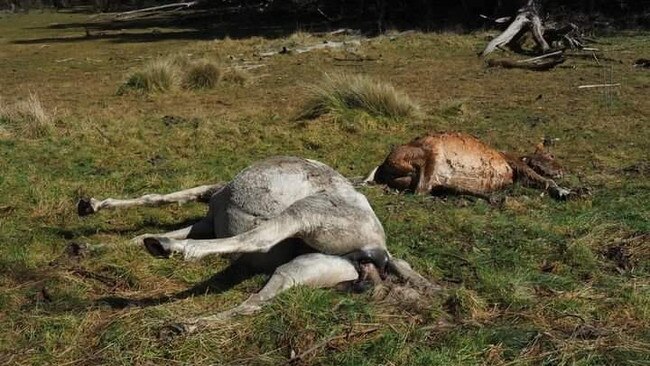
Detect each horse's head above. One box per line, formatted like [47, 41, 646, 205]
[523, 143, 564, 179]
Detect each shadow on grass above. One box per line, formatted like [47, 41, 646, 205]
[98, 259, 257, 309]
[46, 217, 204, 240]
[97, 239, 313, 309]
[12, 9, 379, 45]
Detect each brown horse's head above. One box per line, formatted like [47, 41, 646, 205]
[523, 143, 564, 179]
[372, 145, 424, 192]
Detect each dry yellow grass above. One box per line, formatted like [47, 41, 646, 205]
[296, 73, 421, 121]
[0, 93, 54, 138]
[119, 58, 179, 94]
[183, 60, 222, 90]
[222, 67, 251, 86]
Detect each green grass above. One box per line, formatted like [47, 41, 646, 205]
[0, 11, 649, 365]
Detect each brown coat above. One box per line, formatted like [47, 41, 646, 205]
[373, 133, 570, 200]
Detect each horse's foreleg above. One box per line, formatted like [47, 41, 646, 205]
[507, 157, 572, 200]
[77, 184, 223, 216]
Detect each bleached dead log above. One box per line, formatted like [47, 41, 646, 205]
[481, 1, 544, 57]
[259, 40, 362, 57]
[232, 64, 266, 71]
[487, 57, 564, 71]
[518, 50, 563, 63]
[577, 83, 621, 89]
[117, 1, 197, 16]
[481, 0, 588, 58]
[530, 11, 550, 52]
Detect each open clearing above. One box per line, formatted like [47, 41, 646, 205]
[0, 11, 649, 365]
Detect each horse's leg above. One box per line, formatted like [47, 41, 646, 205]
[142, 208, 304, 260]
[387, 257, 441, 292]
[77, 184, 224, 216]
[505, 155, 572, 200]
[174, 253, 359, 333]
[143, 191, 384, 261]
[131, 216, 215, 245]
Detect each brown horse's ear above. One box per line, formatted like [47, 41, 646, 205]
[533, 142, 546, 154]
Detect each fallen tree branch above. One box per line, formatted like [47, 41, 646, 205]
[232, 64, 266, 71]
[259, 40, 362, 57]
[518, 50, 563, 63]
[577, 83, 621, 89]
[333, 56, 378, 62]
[481, 11, 531, 57]
[487, 57, 565, 71]
[114, 1, 198, 19]
[481, 0, 588, 57]
[529, 10, 550, 52]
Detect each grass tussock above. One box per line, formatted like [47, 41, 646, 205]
[222, 68, 251, 86]
[0, 93, 54, 138]
[119, 57, 234, 93]
[296, 73, 421, 121]
[119, 59, 178, 94]
[182, 60, 222, 90]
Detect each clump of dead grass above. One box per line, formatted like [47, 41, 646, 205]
[222, 68, 251, 86]
[0, 93, 54, 138]
[183, 60, 222, 90]
[119, 59, 179, 94]
[118, 57, 240, 93]
[296, 73, 421, 121]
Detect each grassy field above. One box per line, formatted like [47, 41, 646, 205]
[0, 11, 649, 365]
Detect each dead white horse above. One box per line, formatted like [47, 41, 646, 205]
[78, 156, 435, 333]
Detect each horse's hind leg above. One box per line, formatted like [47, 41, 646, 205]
[174, 253, 359, 333]
[77, 184, 224, 216]
[131, 216, 215, 246]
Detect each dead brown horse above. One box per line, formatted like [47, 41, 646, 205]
[366, 132, 575, 201]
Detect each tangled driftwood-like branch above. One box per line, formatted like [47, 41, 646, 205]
[481, 0, 548, 57]
[482, 0, 587, 58]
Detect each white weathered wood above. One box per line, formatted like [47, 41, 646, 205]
[481, 12, 530, 57]
[115, 1, 197, 18]
[259, 40, 362, 57]
[517, 50, 563, 63]
[577, 83, 621, 89]
[530, 11, 550, 52]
